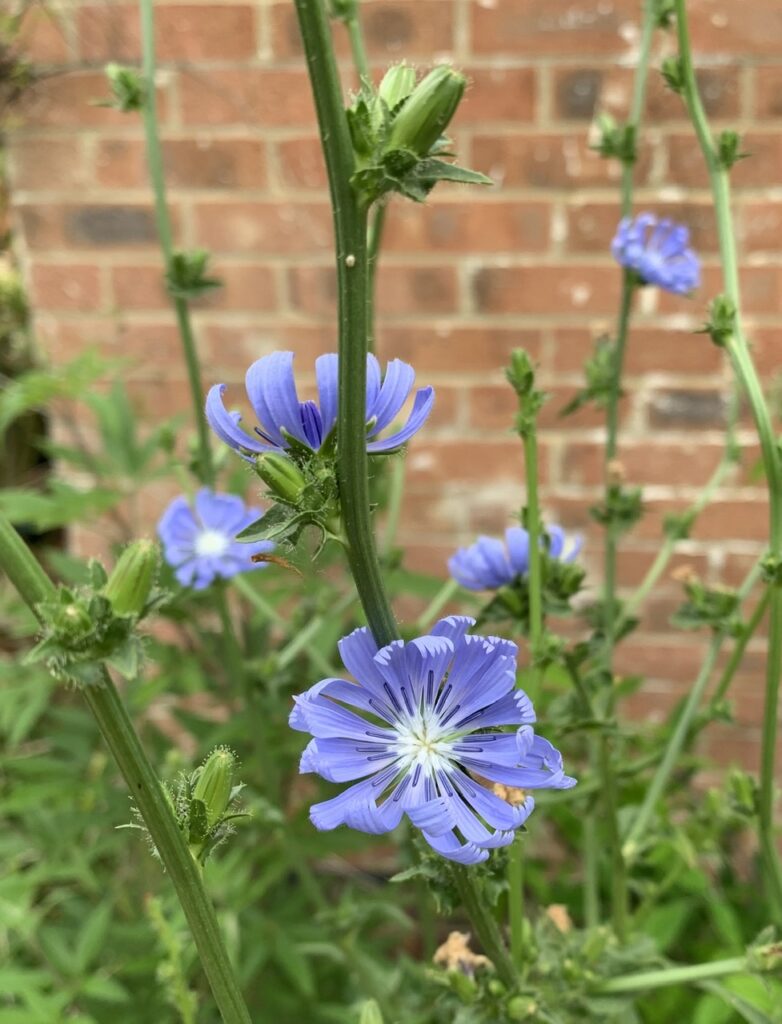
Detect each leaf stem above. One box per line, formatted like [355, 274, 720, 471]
[451, 866, 517, 990]
[139, 0, 214, 487]
[0, 513, 251, 1024]
[675, 0, 782, 919]
[598, 956, 749, 994]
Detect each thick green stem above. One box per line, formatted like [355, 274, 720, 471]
[452, 866, 517, 990]
[0, 514, 251, 1024]
[622, 631, 723, 863]
[139, 0, 214, 487]
[675, 0, 782, 918]
[293, 0, 516, 983]
[293, 0, 396, 649]
[598, 956, 748, 994]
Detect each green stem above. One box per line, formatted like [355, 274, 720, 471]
[451, 866, 517, 990]
[622, 631, 724, 862]
[293, 0, 516, 983]
[620, 0, 657, 217]
[599, 734, 627, 939]
[598, 956, 748, 994]
[0, 515, 251, 1024]
[293, 0, 396, 649]
[139, 0, 214, 487]
[675, 0, 782, 919]
[621, 455, 734, 626]
[383, 453, 406, 557]
[507, 839, 525, 969]
[345, 13, 370, 84]
[215, 583, 247, 693]
[415, 578, 460, 632]
[582, 808, 601, 928]
[710, 586, 769, 709]
[367, 202, 386, 353]
[277, 591, 354, 670]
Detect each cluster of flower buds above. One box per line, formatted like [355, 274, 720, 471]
[347, 63, 492, 205]
[26, 540, 160, 686]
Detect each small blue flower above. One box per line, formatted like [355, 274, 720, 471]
[449, 525, 581, 592]
[206, 351, 434, 459]
[611, 213, 701, 295]
[290, 616, 575, 864]
[157, 488, 273, 589]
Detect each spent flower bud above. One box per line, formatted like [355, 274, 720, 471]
[256, 452, 307, 505]
[192, 747, 238, 830]
[388, 65, 466, 158]
[103, 539, 159, 617]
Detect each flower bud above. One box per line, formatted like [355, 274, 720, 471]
[388, 65, 466, 158]
[378, 63, 416, 111]
[192, 747, 237, 830]
[103, 539, 159, 617]
[256, 453, 306, 505]
[358, 1000, 384, 1024]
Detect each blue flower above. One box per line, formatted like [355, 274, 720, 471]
[157, 489, 273, 589]
[611, 213, 701, 295]
[449, 526, 581, 592]
[206, 351, 434, 459]
[290, 616, 575, 864]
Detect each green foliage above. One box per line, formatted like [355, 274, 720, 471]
[165, 250, 222, 302]
[100, 63, 145, 112]
[592, 114, 636, 164]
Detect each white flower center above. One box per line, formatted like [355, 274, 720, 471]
[194, 528, 230, 559]
[395, 718, 453, 773]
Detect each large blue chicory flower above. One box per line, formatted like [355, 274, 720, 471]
[611, 213, 701, 295]
[206, 351, 434, 459]
[290, 616, 575, 864]
[157, 488, 273, 589]
[449, 525, 581, 592]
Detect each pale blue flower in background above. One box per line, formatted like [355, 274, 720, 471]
[611, 212, 701, 295]
[449, 525, 581, 592]
[157, 489, 273, 589]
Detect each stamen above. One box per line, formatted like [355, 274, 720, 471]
[383, 683, 402, 712]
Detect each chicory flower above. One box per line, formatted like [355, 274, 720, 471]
[611, 212, 700, 295]
[206, 351, 434, 459]
[449, 525, 581, 592]
[290, 616, 575, 864]
[157, 489, 273, 589]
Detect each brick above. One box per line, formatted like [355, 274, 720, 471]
[275, 137, 327, 190]
[749, 328, 782, 378]
[550, 327, 716, 380]
[179, 69, 314, 127]
[755, 67, 782, 119]
[16, 203, 164, 249]
[95, 138, 267, 190]
[657, 266, 782, 317]
[407, 438, 540, 486]
[471, 0, 638, 57]
[668, 132, 782, 190]
[383, 199, 551, 253]
[269, 1, 454, 59]
[19, 71, 170, 128]
[289, 264, 458, 317]
[459, 68, 536, 125]
[695, 500, 770, 543]
[741, 202, 782, 252]
[473, 265, 621, 316]
[551, 65, 739, 123]
[561, 440, 734, 488]
[9, 138, 90, 191]
[16, 4, 72, 64]
[473, 133, 653, 190]
[688, 1, 782, 57]
[564, 201, 718, 255]
[647, 389, 728, 429]
[192, 201, 332, 253]
[29, 264, 103, 312]
[77, 4, 257, 62]
[378, 325, 543, 374]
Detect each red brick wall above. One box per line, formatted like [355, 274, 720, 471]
[8, 1, 782, 766]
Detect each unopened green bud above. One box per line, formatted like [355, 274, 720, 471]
[661, 55, 685, 94]
[192, 747, 237, 830]
[507, 997, 537, 1021]
[388, 65, 466, 158]
[103, 539, 159, 617]
[358, 1000, 384, 1024]
[378, 63, 417, 111]
[103, 62, 145, 112]
[256, 453, 306, 504]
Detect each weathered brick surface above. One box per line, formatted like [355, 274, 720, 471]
[8, 0, 782, 768]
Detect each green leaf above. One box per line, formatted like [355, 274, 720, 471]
[699, 981, 776, 1024]
[75, 902, 113, 972]
[412, 157, 494, 187]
